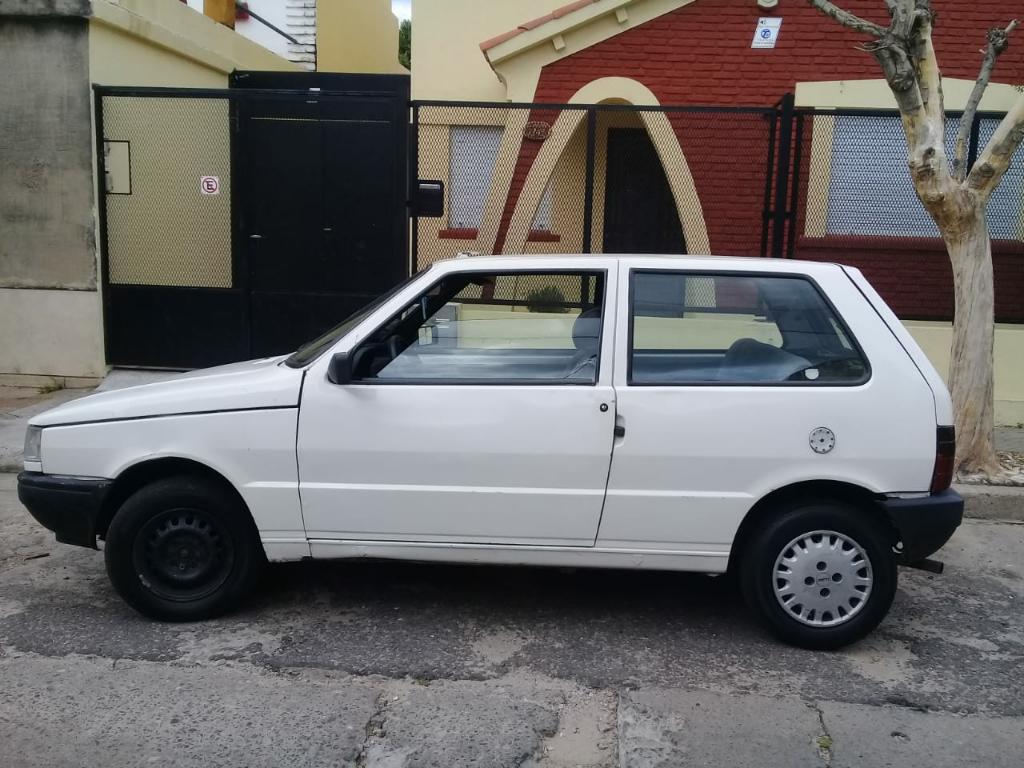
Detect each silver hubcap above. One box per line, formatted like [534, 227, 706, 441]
[773, 530, 873, 627]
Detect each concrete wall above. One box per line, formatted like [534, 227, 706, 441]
[0, 15, 106, 378]
[317, 0, 403, 74]
[0, 17, 95, 290]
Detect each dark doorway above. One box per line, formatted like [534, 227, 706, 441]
[602, 127, 686, 254]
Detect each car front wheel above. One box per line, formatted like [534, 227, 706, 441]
[104, 475, 264, 621]
[739, 501, 897, 650]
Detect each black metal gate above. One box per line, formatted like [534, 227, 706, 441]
[95, 75, 409, 369]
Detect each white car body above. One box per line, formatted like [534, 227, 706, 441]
[24, 255, 954, 574]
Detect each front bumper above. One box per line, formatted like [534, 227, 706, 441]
[17, 472, 112, 549]
[880, 488, 964, 563]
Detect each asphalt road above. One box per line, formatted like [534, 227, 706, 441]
[1, 472, 1022, 767]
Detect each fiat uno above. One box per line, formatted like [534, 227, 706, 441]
[18, 255, 963, 649]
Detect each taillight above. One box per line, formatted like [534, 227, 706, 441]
[930, 426, 956, 493]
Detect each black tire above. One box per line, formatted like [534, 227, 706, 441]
[104, 475, 265, 621]
[739, 500, 897, 650]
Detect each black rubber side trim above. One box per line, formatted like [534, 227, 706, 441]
[40, 404, 297, 429]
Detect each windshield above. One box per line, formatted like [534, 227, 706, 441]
[284, 270, 426, 368]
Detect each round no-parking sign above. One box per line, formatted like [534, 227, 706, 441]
[200, 176, 220, 195]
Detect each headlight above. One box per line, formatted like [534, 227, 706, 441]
[23, 425, 42, 463]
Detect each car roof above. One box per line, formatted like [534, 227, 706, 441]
[431, 253, 844, 274]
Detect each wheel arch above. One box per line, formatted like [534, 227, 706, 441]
[728, 480, 897, 573]
[96, 457, 254, 541]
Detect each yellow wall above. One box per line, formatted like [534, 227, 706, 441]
[905, 321, 1024, 427]
[89, 0, 300, 87]
[318, 0, 405, 74]
[413, 0, 557, 101]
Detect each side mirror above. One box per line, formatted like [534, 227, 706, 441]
[327, 352, 353, 385]
[412, 179, 444, 218]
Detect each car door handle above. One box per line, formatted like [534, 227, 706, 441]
[613, 425, 626, 438]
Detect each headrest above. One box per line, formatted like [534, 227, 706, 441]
[572, 306, 602, 352]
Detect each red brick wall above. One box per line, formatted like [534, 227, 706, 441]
[524, 0, 1024, 320]
[534, 0, 1024, 105]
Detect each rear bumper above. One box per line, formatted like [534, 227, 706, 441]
[880, 488, 964, 563]
[17, 472, 111, 549]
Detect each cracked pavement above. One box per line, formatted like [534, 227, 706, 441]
[1, 473, 1022, 766]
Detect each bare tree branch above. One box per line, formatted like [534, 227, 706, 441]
[954, 20, 1019, 181]
[807, 0, 888, 38]
[912, 5, 945, 133]
[967, 92, 1024, 196]
[890, 0, 917, 40]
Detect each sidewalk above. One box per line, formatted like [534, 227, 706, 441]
[1, 372, 1023, 521]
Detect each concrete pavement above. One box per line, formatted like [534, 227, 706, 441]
[1, 472, 1022, 766]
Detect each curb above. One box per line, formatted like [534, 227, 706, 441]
[956, 483, 1024, 523]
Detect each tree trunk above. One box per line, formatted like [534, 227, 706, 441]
[945, 212, 1001, 475]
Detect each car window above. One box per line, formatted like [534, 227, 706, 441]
[630, 271, 868, 385]
[285, 270, 426, 368]
[352, 271, 606, 384]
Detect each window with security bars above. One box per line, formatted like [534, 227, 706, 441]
[532, 182, 554, 232]
[823, 115, 1024, 239]
[449, 125, 503, 229]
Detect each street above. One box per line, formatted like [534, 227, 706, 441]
[1, 472, 1022, 767]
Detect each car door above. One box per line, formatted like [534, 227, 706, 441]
[599, 262, 935, 560]
[297, 261, 619, 547]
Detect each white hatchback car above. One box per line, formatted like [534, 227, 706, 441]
[19, 255, 962, 649]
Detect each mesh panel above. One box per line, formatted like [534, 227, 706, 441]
[979, 117, 1024, 240]
[102, 96, 232, 288]
[413, 104, 775, 270]
[801, 110, 1024, 240]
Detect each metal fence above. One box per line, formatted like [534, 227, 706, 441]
[410, 100, 783, 270]
[411, 98, 1024, 274]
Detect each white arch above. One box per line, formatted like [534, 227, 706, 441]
[502, 77, 710, 254]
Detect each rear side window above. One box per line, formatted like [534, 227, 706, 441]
[629, 271, 868, 385]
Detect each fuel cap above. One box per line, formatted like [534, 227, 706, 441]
[809, 427, 836, 454]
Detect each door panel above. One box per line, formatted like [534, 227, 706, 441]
[238, 89, 408, 359]
[599, 263, 937, 554]
[297, 262, 619, 546]
[297, 383, 616, 545]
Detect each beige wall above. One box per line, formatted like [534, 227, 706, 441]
[90, 0, 300, 87]
[318, 0, 404, 74]
[906, 321, 1024, 427]
[412, 0, 560, 101]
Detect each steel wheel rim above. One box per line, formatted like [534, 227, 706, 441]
[772, 529, 873, 628]
[132, 507, 234, 603]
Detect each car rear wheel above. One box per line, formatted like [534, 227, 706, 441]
[739, 501, 897, 650]
[104, 475, 264, 621]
